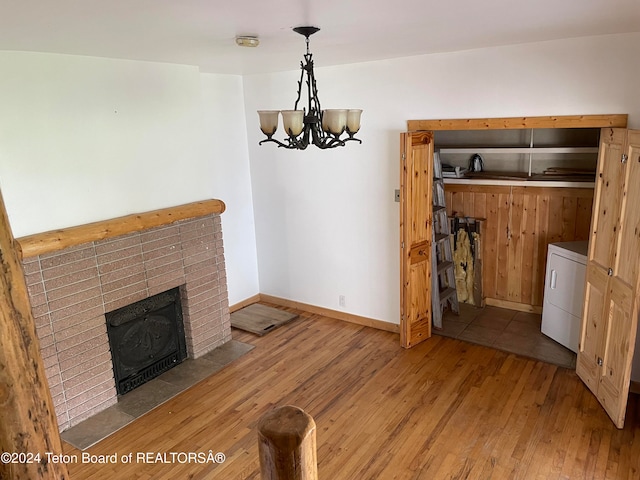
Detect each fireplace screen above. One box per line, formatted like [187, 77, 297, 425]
[106, 287, 187, 395]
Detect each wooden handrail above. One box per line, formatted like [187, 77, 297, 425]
[0, 189, 70, 479]
[258, 405, 318, 480]
[16, 199, 225, 259]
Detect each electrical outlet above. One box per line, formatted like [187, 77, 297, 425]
[394, 189, 400, 202]
[339, 295, 346, 307]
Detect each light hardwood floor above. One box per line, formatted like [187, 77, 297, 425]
[64, 305, 640, 479]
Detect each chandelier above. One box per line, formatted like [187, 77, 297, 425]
[257, 26, 363, 150]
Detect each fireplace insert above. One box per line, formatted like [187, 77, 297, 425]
[106, 287, 187, 395]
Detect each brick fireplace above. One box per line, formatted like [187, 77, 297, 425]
[20, 212, 231, 432]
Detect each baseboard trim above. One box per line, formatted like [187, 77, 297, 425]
[485, 298, 543, 315]
[229, 294, 261, 313]
[232, 294, 542, 333]
[259, 294, 400, 334]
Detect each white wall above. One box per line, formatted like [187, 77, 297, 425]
[200, 74, 259, 305]
[0, 51, 259, 306]
[0, 52, 203, 235]
[243, 32, 640, 326]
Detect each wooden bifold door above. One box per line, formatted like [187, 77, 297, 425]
[577, 128, 640, 428]
[399, 131, 434, 348]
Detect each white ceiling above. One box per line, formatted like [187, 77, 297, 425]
[1, 0, 639, 75]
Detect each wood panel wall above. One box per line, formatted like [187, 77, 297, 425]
[445, 184, 594, 310]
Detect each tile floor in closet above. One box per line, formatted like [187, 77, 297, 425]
[437, 303, 576, 369]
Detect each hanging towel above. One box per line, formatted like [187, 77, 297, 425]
[453, 229, 475, 305]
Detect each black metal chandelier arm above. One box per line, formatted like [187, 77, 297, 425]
[305, 57, 322, 116]
[259, 129, 313, 149]
[260, 132, 361, 150]
[308, 124, 332, 147]
[287, 134, 310, 150]
[319, 133, 362, 149]
[304, 55, 322, 116]
[258, 137, 297, 149]
[318, 139, 346, 149]
[293, 63, 305, 111]
[312, 129, 346, 149]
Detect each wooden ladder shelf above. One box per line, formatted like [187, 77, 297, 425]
[432, 153, 459, 329]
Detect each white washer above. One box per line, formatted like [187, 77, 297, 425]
[541, 241, 588, 353]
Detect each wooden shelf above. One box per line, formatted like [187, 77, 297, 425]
[462, 171, 595, 181]
[444, 177, 595, 188]
[435, 122, 606, 178]
[438, 146, 599, 155]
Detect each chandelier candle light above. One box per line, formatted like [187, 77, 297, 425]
[257, 26, 363, 150]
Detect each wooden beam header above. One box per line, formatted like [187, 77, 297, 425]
[407, 114, 628, 132]
[17, 199, 226, 259]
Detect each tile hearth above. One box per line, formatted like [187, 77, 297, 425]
[61, 340, 254, 450]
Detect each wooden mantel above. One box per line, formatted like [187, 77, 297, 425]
[16, 199, 226, 259]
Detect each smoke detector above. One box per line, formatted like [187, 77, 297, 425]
[235, 36, 259, 47]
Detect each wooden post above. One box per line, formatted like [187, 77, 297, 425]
[0, 189, 70, 479]
[258, 405, 318, 480]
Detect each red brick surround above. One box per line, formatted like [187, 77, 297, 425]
[21, 213, 231, 431]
